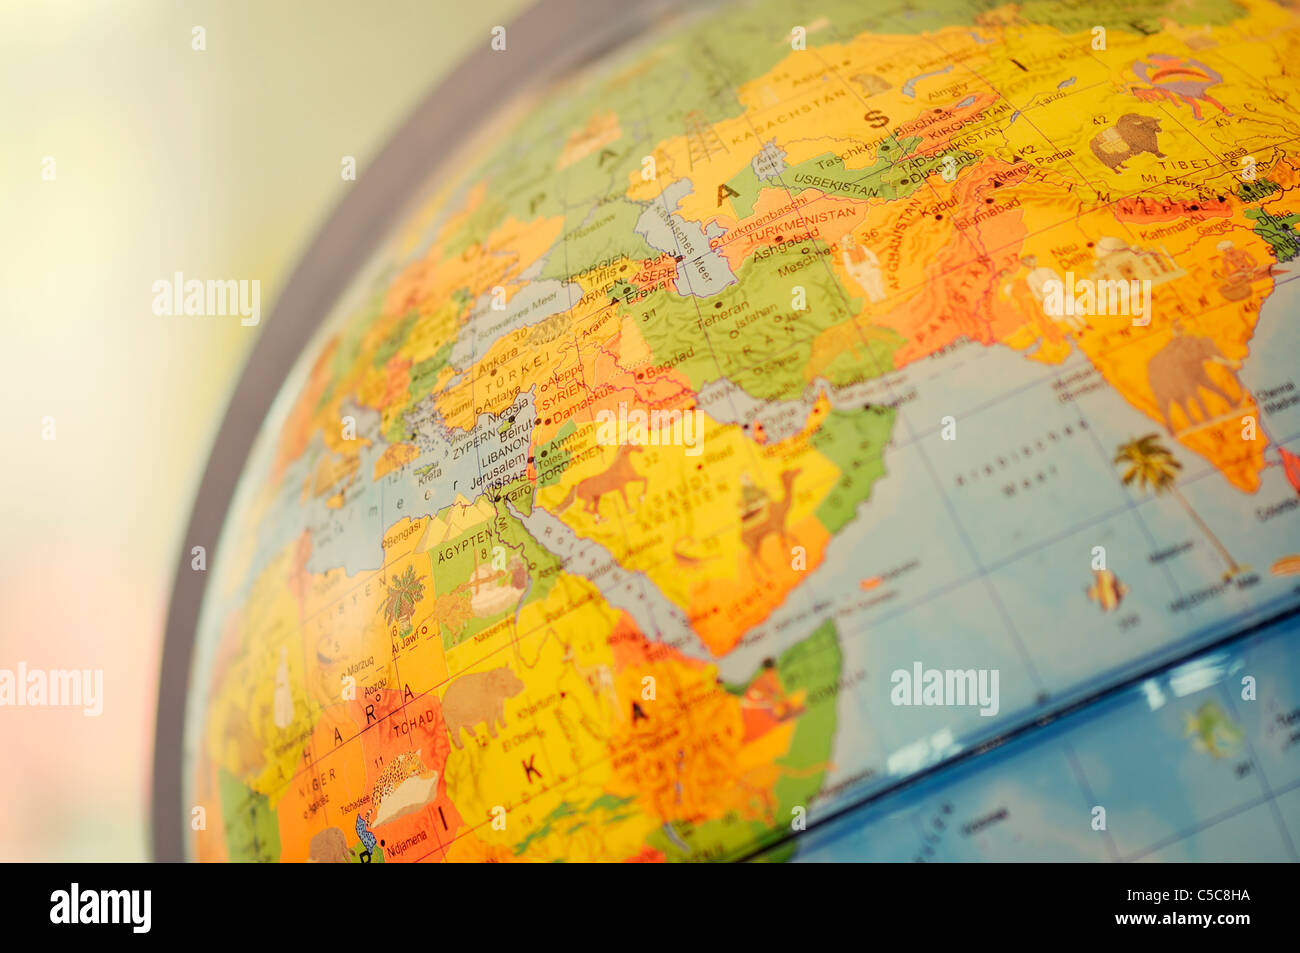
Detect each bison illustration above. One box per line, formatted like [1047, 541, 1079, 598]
[1090, 114, 1165, 173]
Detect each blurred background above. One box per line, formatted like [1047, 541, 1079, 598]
[0, 0, 523, 861]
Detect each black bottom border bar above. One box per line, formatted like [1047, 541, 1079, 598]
[8, 861, 1289, 940]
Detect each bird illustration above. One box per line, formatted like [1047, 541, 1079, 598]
[1086, 568, 1129, 612]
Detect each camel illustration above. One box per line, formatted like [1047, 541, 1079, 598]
[554, 444, 647, 521]
[741, 469, 801, 557]
[1146, 335, 1242, 433]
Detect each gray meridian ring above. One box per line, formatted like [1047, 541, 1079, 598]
[152, 0, 682, 862]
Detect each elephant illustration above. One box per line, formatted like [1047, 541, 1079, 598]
[308, 827, 351, 863]
[1089, 114, 1165, 173]
[1146, 335, 1241, 433]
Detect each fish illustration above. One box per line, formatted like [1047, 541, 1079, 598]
[1279, 446, 1300, 495]
[1183, 701, 1242, 759]
[1086, 568, 1129, 611]
[1271, 554, 1300, 576]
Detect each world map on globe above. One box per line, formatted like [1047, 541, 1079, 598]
[183, 0, 1300, 862]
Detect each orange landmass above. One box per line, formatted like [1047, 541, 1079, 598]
[374, 442, 419, 480]
[606, 621, 791, 829]
[356, 688, 455, 863]
[688, 517, 831, 656]
[272, 337, 338, 484]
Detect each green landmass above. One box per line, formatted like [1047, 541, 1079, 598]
[217, 768, 281, 863]
[1245, 207, 1300, 263]
[808, 404, 897, 532]
[637, 237, 901, 402]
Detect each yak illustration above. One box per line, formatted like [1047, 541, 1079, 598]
[1089, 113, 1165, 173]
[1147, 335, 1242, 433]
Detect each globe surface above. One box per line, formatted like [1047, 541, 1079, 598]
[182, 0, 1300, 862]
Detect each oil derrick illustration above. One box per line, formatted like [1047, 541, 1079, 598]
[684, 110, 727, 170]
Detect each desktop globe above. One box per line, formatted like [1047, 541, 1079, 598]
[164, 0, 1300, 862]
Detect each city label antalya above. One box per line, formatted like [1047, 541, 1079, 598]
[891, 662, 1000, 716]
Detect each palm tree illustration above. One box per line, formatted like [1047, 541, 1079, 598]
[380, 565, 426, 633]
[1114, 433, 1242, 579]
